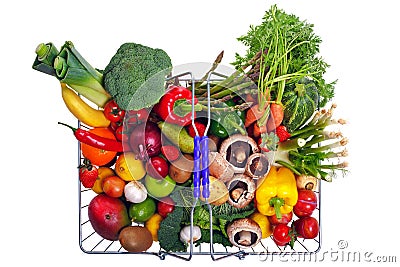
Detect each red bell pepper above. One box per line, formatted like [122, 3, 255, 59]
[153, 85, 198, 126]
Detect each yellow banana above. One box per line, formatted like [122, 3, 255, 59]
[61, 83, 110, 127]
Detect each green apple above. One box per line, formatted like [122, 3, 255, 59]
[145, 174, 176, 198]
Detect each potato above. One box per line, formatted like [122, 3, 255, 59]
[169, 154, 193, 183]
[200, 176, 229, 206]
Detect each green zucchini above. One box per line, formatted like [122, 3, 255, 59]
[282, 78, 318, 132]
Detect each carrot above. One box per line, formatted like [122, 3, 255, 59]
[267, 103, 284, 131]
[245, 104, 265, 127]
[253, 121, 267, 138]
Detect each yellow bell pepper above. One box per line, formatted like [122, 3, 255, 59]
[255, 166, 298, 219]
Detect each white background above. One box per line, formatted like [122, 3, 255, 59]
[1, 0, 399, 266]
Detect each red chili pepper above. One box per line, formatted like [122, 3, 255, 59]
[58, 122, 124, 152]
[153, 85, 198, 126]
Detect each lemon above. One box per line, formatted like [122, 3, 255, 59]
[115, 152, 146, 181]
[92, 167, 115, 194]
[145, 213, 163, 241]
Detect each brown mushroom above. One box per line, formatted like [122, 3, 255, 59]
[296, 174, 318, 191]
[245, 153, 270, 179]
[219, 134, 259, 173]
[226, 174, 256, 208]
[227, 218, 262, 249]
[209, 152, 235, 183]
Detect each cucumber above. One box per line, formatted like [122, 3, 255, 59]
[158, 122, 194, 153]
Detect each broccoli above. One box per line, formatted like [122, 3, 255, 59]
[103, 42, 172, 110]
[157, 206, 187, 252]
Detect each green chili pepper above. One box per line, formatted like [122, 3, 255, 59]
[210, 99, 246, 138]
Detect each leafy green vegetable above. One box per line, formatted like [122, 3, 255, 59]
[157, 206, 187, 252]
[103, 42, 172, 110]
[195, 228, 232, 248]
[32, 41, 112, 107]
[168, 186, 255, 249]
[212, 202, 255, 221]
[233, 4, 335, 107]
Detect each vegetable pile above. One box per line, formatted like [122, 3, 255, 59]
[33, 4, 348, 254]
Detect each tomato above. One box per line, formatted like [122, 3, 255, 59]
[102, 175, 126, 198]
[114, 125, 129, 143]
[126, 108, 149, 125]
[157, 196, 175, 218]
[146, 156, 169, 180]
[293, 190, 318, 217]
[294, 216, 319, 239]
[104, 100, 125, 123]
[268, 212, 293, 226]
[272, 224, 292, 246]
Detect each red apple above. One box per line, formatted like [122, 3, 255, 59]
[157, 196, 175, 218]
[88, 194, 131, 241]
[146, 156, 169, 179]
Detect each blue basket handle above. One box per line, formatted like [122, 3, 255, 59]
[200, 136, 210, 199]
[193, 135, 201, 199]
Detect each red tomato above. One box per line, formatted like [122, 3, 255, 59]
[157, 196, 175, 218]
[268, 212, 293, 226]
[293, 190, 318, 217]
[102, 175, 126, 198]
[126, 109, 149, 125]
[294, 216, 319, 239]
[272, 224, 292, 246]
[103, 100, 125, 123]
[114, 124, 130, 143]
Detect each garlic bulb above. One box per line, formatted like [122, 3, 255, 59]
[124, 180, 147, 203]
[179, 225, 201, 243]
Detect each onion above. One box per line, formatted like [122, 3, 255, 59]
[129, 121, 161, 160]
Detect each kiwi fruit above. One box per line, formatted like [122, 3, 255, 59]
[119, 226, 153, 252]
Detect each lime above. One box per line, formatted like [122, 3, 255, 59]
[128, 197, 156, 223]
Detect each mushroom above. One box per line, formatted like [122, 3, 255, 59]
[296, 174, 318, 191]
[227, 218, 262, 249]
[245, 153, 270, 179]
[219, 134, 259, 173]
[209, 152, 235, 183]
[226, 174, 256, 208]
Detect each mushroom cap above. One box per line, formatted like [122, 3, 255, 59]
[226, 174, 256, 208]
[244, 152, 271, 179]
[227, 218, 262, 249]
[219, 134, 259, 173]
[209, 152, 235, 183]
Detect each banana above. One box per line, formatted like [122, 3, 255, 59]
[61, 83, 110, 127]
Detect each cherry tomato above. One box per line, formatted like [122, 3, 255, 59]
[272, 224, 292, 246]
[114, 124, 130, 143]
[126, 108, 149, 125]
[109, 120, 122, 132]
[146, 156, 169, 180]
[102, 175, 126, 198]
[157, 196, 175, 218]
[268, 212, 293, 226]
[293, 190, 318, 217]
[104, 100, 125, 123]
[294, 216, 319, 239]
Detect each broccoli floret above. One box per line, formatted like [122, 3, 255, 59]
[158, 206, 187, 252]
[103, 42, 172, 110]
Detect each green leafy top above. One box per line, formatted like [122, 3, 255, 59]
[233, 4, 335, 106]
